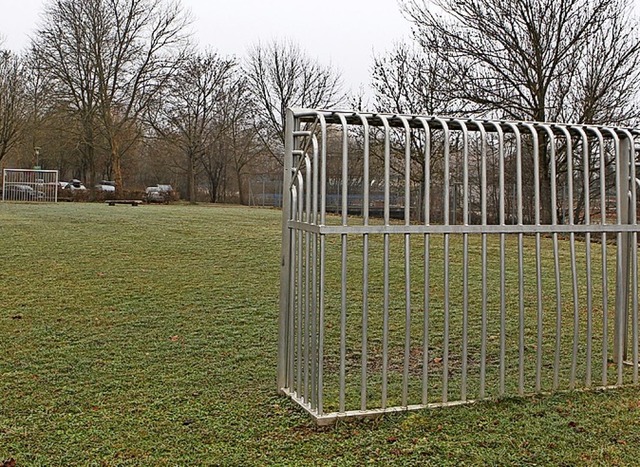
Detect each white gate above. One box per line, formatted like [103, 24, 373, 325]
[277, 108, 640, 425]
[2, 169, 59, 202]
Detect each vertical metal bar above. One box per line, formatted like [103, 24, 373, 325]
[290, 158, 307, 395]
[479, 123, 488, 399]
[614, 133, 629, 385]
[379, 115, 392, 409]
[277, 109, 296, 393]
[304, 154, 312, 403]
[593, 129, 608, 387]
[337, 114, 349, 413]
[400, 116, 412, 407]
[434, 117, 451, 403]
[517, 129, 525, 396]
[504, 123, 524, 395]
[575, 127, 592, 387]
[417, 118, 431, 406]
[633, 218, 639, 384]
[288, 186, 298, 391]
[540, 126, 562, 391]
[456, 120, 469, 401]
[523, 123, 542, 392]
[358, 113, 370, 411]
[290, 164, 307, 396]
[489, 122, 506, 396]
[621, 130, 638, 383]
[310, 133, 319, 411]
[557, 126, 579, 391]
[296, 171, 304, 397]
[317, 114, 327, 416]
[631, 153, 638, 384]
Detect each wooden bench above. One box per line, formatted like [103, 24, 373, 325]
[105, 199, 143, 206]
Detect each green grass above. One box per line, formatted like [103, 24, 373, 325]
[1, 202, 640, 465]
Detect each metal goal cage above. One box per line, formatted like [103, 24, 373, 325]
[277, 108, 640, 425]
[2, 169, 59, 202]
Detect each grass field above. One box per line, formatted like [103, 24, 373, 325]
[2, 202, 640, 466]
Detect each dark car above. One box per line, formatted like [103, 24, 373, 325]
[3, 184, 44, 201]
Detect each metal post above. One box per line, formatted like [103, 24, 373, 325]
[277, 109, 296, 393]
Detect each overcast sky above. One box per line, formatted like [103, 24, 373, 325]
[0, 0, 411, 95]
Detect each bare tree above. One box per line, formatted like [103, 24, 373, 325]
[34, 0, 105, 191]
[95, 0, 189, 195]
[564, 7, 640, 125]
[399, 0, 640, 222]
[244, 40, 343, 164]
[215, 75, 264, 205]
[199, 70, 264, 204]
[372, 41, 465, 117]
[34, 0, 190, 195]
[151, 51, 236, 203]
[0, 48, 27, 164]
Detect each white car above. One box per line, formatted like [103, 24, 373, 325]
[66, 179, 86, 191]
[95, 184, 116, 192]
[145, 184, 174, 203]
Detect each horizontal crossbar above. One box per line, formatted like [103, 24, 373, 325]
[288, 221, 640, 235]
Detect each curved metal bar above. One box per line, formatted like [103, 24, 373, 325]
[378, 114, 392, 410]
[432, 116, 451, 404]
[416, 117, 432, 405]
[303, 153, 312, 403]
[355, 112, 371, 411]
[317, 113, 327, 415]
[309, 133, 320, 410]
[398, 115, 413, 408]
[336, 112, 349, 413]
[620, 128, 638, 385]
[585, 126, 607, 387]
[294, 170, 304, 398]
[476, 120, 488, 399]
[522, 122, 543, 392]
[539, 124, 563, 391]
[601, 127, 624, 386]
[556, 125, 579, 391]
[452, 118, 470, 401]
[503, 122, 526, 395]
[572, 125, 593, 388]
[487, 120, 507, 396]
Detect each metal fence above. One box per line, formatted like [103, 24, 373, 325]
[2, 169, 59, 202]
[277, 108, 640, 425]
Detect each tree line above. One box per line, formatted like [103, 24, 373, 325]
[1, 0, 639, 205]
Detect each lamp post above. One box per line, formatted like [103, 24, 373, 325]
[34, 147, 41, 170]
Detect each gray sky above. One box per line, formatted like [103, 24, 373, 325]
[0, 0, 411, 94]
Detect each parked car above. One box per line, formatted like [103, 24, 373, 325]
[144, 184, 174, 204]
[95, 182, 116, 192]
[3, 184, 44, 201]
[67, 179, 86, 191]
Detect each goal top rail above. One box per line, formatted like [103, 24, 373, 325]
[288, 108, 640, 140]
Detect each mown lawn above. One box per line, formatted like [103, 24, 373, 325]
[1, 202, 640, 466]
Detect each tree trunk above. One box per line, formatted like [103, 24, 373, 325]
[112, 141, 124, 199]
[188, 153, 197, 204]
[236, 168, 245, 205]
